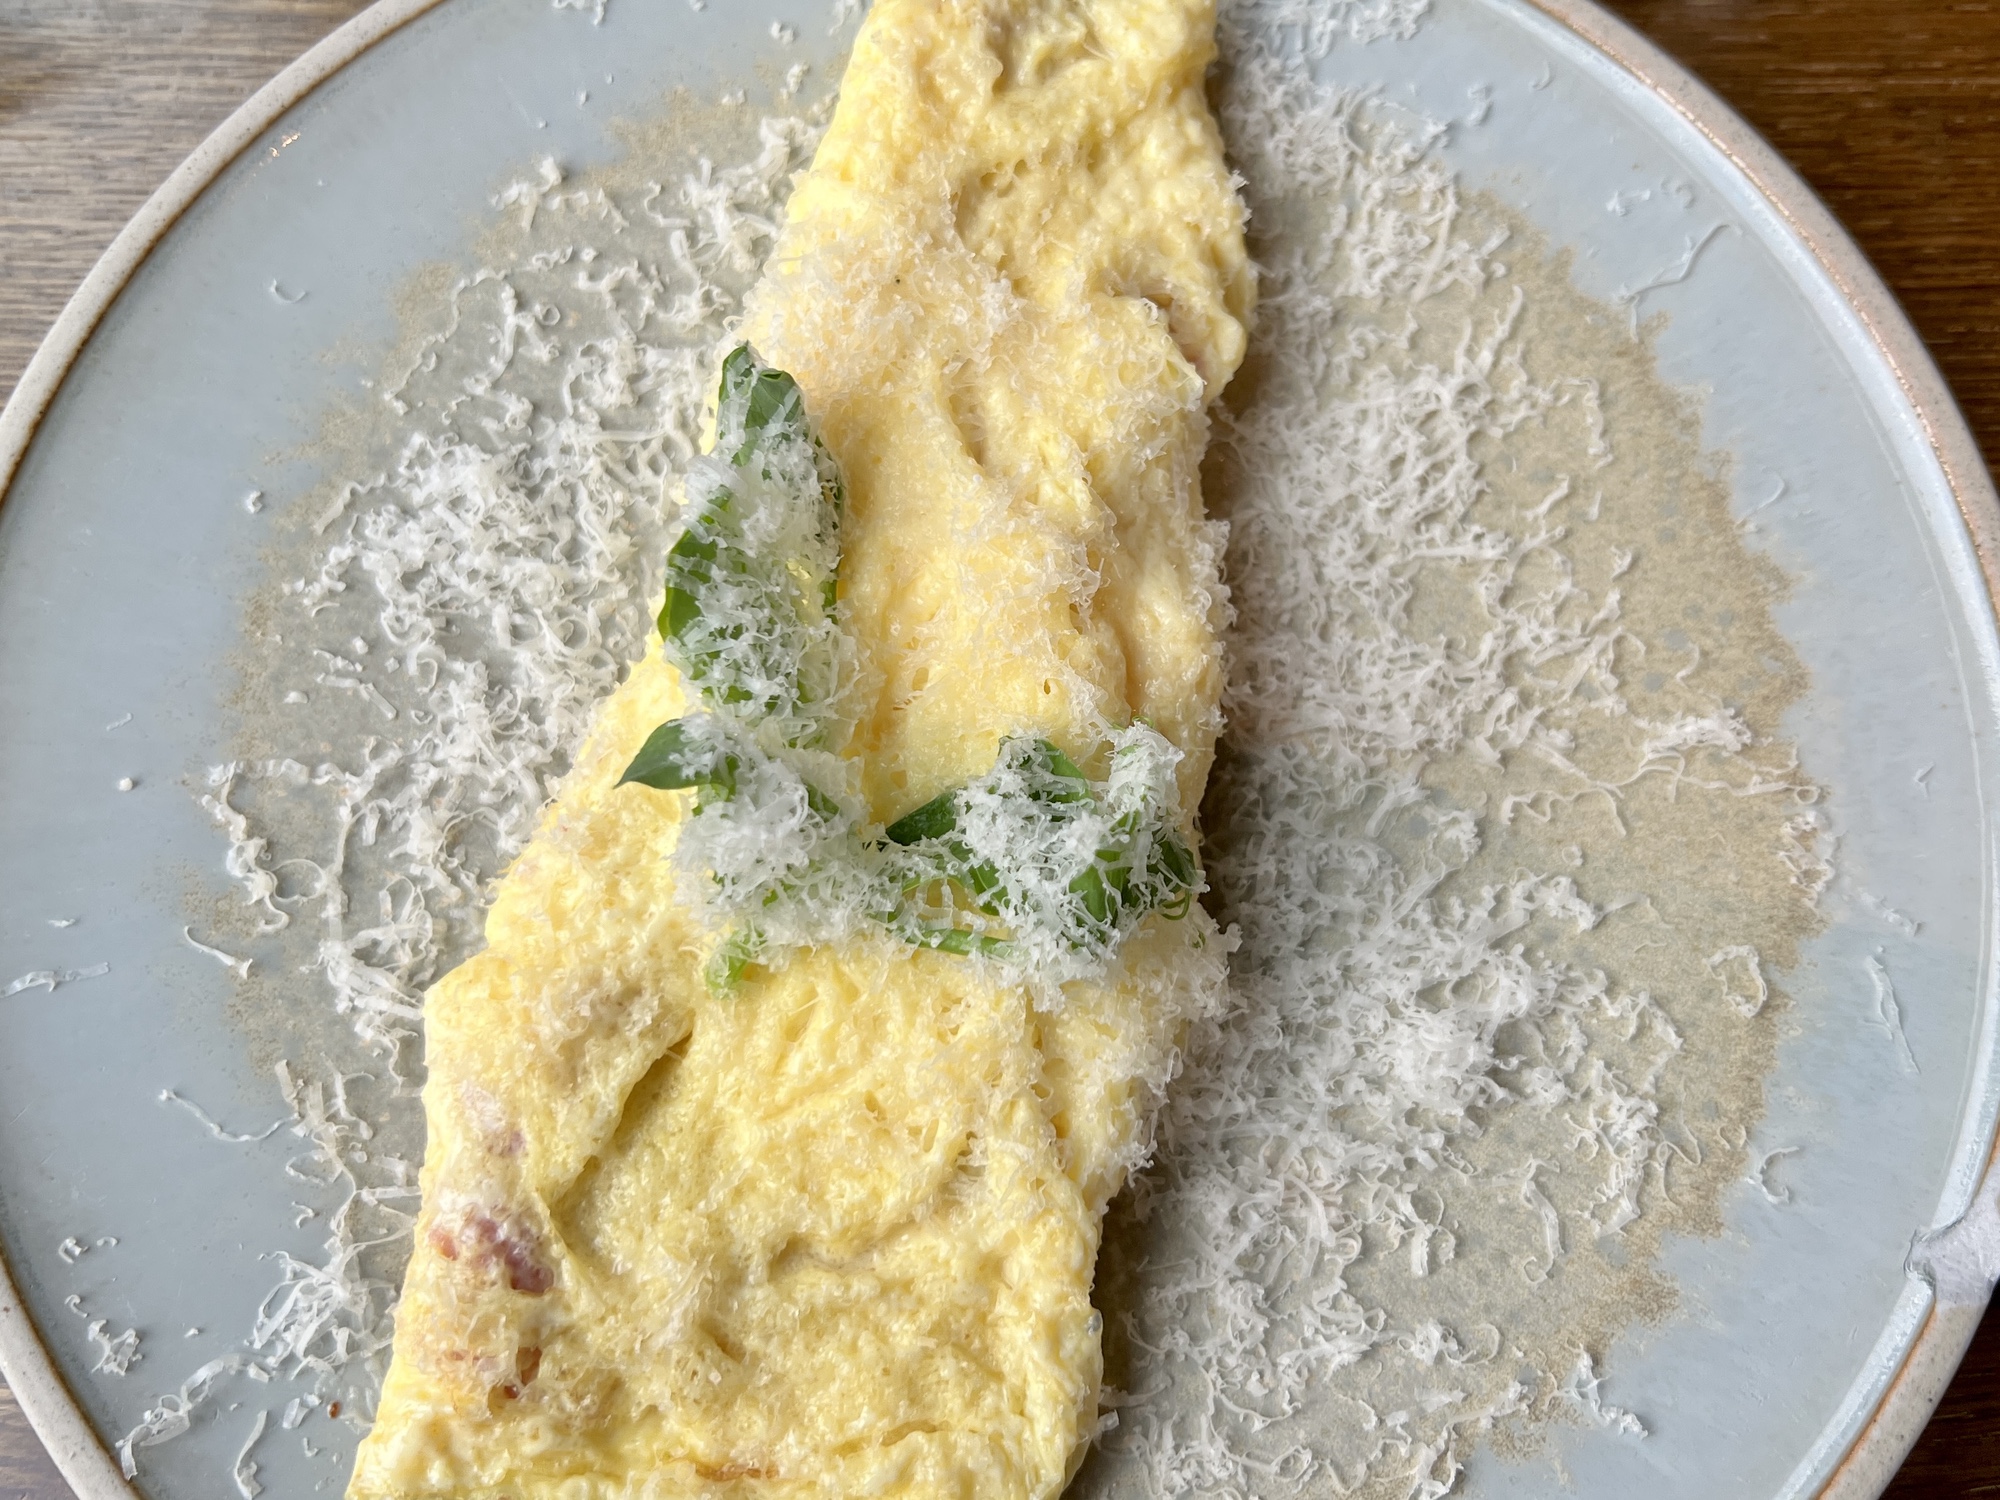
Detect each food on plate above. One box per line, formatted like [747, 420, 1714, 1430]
[347, 0, 1251, 1493]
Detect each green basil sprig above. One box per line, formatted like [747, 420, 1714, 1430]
[617, 719, 740, 800]
[655, 345, 842, 742]
[621, 349, 1200, 991]
[619, 347, 854, 991]
[883, 733, 1199, 965]
[619, 717, 841, 824]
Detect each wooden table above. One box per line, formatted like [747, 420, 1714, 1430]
[1, 1, 1997, 1495]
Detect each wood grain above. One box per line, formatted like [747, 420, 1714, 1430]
[0, 0, 372, 413]
[0, 1377, 66, 1500]
[1, 2, 1998, 1497]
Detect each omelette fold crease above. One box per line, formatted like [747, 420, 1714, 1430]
[349, 0, 1252, 1494]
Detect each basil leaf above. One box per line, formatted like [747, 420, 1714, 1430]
[904, 925, 1013, 959]
[1027, 740, 1091, 799]
[876, 730, 1199, 963]
[1068, 864, 1113, 929]
[616, 719, 739, 795]
[803, 781, 844, 824]
[706, 924, 766, 992]
[656, 525, 719, 646]
[884, 790, 959, 846]
[657, 345, 843, 737]
[722, 346, 804, 465]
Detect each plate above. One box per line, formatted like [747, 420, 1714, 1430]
[1, 1, 1996, 1497]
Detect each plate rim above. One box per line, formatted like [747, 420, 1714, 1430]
[0, 9, 450, 1492]
[1512, 11, 2000, 1495]
[0, 1, 1994, 1497]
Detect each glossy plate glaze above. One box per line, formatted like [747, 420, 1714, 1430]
[0, 1, 1995, 1497]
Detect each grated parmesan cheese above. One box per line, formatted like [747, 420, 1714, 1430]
[1557, 1349, 1644, 1437]
[176, 9, 1826, 1495]
[89, 1322, 143, 1378]
[232, 1409, 269, 1499]
[1087, 10, 1826, 1494]
[182, 926, 254, 980]
[2, 963, 108, 997]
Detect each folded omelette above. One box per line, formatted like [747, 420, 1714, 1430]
[348, 0, 1252, 1494]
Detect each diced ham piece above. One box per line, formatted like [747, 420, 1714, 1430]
[427, 1207, 555, 1295]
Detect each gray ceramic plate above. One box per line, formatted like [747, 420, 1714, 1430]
[2, 1, 1998, 1497]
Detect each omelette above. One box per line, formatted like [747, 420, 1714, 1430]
[348, 0, 1252, 1495]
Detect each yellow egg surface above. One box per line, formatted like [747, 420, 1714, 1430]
[347, 1, 1251, 1496]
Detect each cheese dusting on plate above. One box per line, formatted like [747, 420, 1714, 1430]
[153, 4, 1821, 1496]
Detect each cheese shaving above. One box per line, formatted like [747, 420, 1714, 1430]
[1749, 1146, 1799, 1205]
[1706, 945, 1768, 1018]
[88, 1322, 143, 1377]
[2, 963, 108, 996]
[158, 1088, 289, 1144]
[1866, 952, 1919, 1073]
[232, 1409, 269, 1499]
[117, 1356, 254, 1478]
[183, 926, 255, 980]
[1556, 1350, 1644, 1437]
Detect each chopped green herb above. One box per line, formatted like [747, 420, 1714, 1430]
[616, 719, 739, 797]
[882, 728, 1201, 965]
[882, 791, 958, 847]
[623, 350, 1198, 994]
[656, 345, 842, 741]
[705, 925, 767, 991]
[898, 924, 1014, 960]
